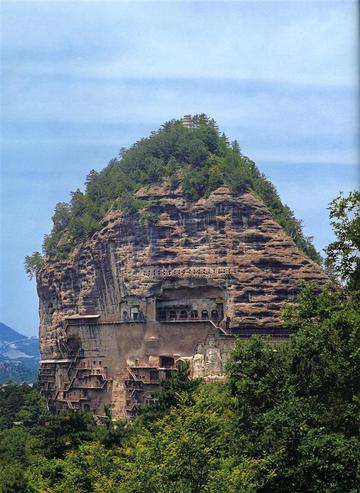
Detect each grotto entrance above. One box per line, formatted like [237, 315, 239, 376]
[156, 285, 224, 323]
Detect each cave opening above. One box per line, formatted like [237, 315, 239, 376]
[155, 285, 224, 323]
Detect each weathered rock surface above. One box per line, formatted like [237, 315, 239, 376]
[38, 186, 327, 354]
[37, 186, 329, 416]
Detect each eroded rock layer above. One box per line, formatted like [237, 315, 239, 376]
[37, 186, 328, 417]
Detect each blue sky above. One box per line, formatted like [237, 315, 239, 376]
[0, 0, 358, 336]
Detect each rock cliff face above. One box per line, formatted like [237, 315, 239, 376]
[37, 186, 328, 417]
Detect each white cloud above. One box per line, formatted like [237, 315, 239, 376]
[1, 1, 358, 169]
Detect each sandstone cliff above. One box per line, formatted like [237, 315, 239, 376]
[37, 185, 328, 359]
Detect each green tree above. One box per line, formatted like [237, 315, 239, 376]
[283, 285, 360, 435]
[226, 336, 291, 423]
[0, 383, 33, 430]
[24, 252, 45, 279]
[0, 425, 33, 467]
[137, 361, 200, 424]
[0, 463, 28, 493]
[51, 442, 118, 493]
[35, 411, 96, 459]
[325, 191, 360, 290]
[52, 202, 71, 232]
[15, 386, 48, 428]
[115, 385, 232, 493]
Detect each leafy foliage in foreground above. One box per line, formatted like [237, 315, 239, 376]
[1, 281, 359, 492]
[25, 114, 320, 274]
[325, 190, 360, 290]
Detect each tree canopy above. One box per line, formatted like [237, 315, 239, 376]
[325, 190, 360, 291]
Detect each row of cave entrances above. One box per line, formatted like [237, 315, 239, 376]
[121, 307, 223, 322]
[156, 307, 223, 322]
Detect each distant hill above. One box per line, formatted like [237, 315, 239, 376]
[0, 322, 27, 342]
[0, 323, 39, 384]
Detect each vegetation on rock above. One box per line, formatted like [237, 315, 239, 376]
[26, 115, 322, 273]
[24, 252, 45, 280]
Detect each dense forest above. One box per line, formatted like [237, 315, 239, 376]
[5, 192, 360, 492]
[26, 115, 321, 276]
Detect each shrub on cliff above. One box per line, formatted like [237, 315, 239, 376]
[24, 252, 45, 279]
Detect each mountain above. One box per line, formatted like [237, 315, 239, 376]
[0, 322, 27, 342]
[25, 114, 321, 272]
[28, 115, 328, 417]
[0, 323, 39, 384]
